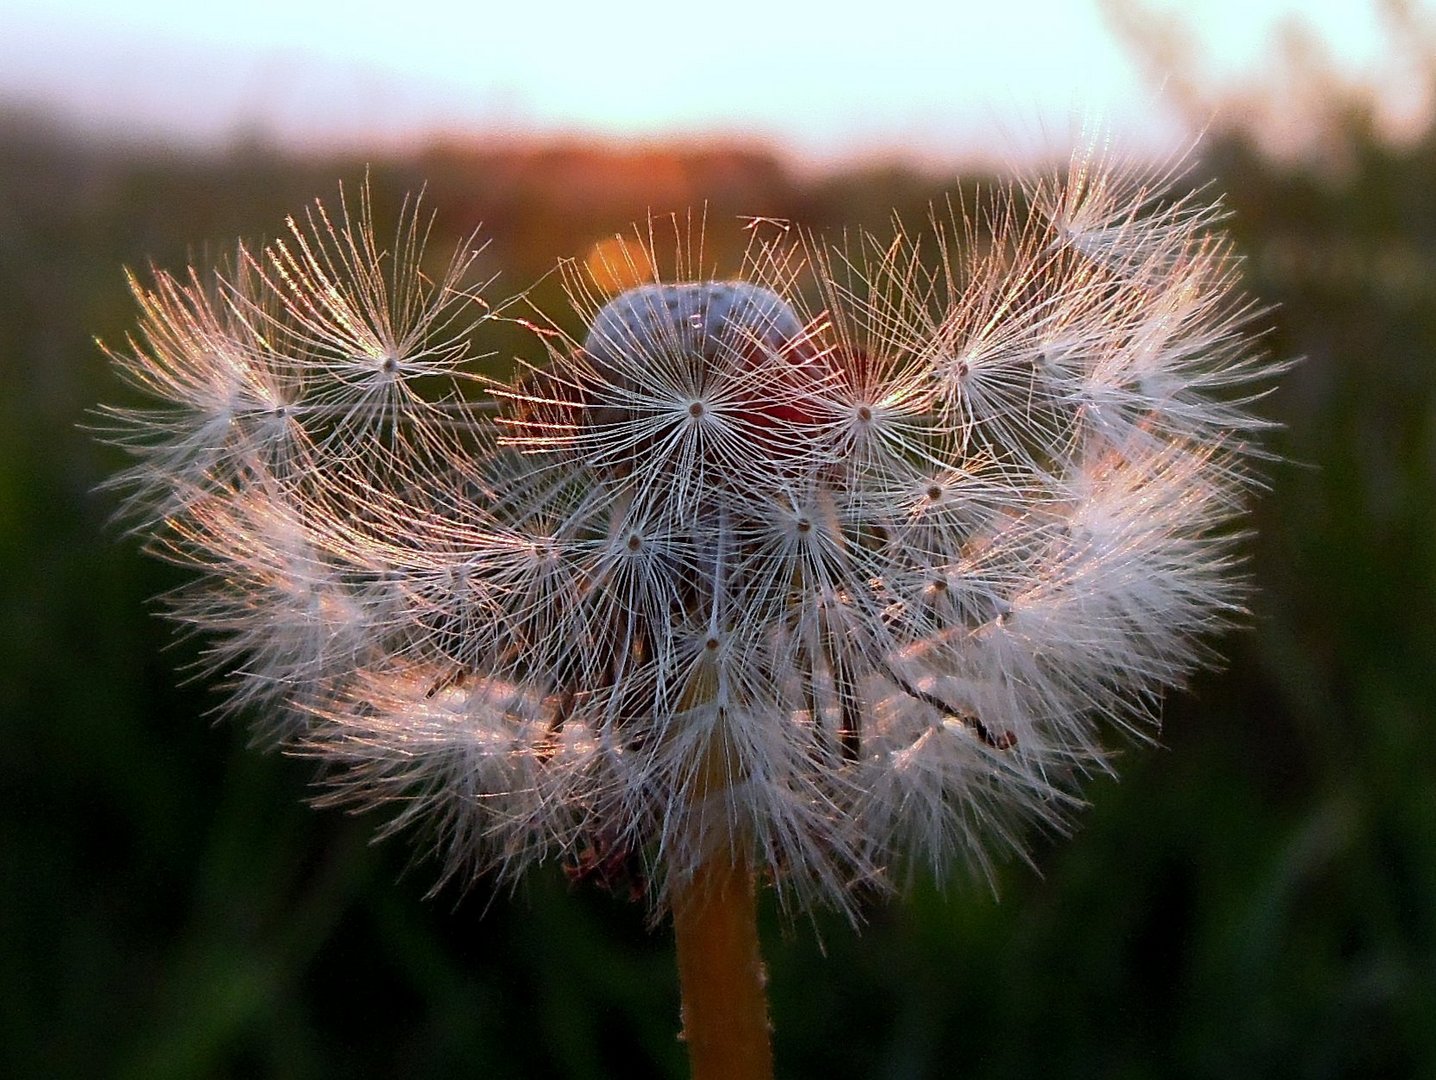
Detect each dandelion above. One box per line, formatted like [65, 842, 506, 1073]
[100, 152, 1279, 1079]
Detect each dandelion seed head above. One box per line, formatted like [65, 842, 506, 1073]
[101, 156, 1282, 914]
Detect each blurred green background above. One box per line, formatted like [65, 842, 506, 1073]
[4, 22, 1436, 1079]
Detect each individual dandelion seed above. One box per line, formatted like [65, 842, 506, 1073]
[100, 154, 1282, 1080]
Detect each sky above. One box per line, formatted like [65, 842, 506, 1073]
[1, 0, 1420, 166]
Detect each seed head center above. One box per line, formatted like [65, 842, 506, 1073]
[581, 281, 832, 448]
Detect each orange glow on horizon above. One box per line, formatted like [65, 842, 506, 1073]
[584, 235, 658, 296]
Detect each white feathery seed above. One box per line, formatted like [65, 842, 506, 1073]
[101, 156, 1281, 912]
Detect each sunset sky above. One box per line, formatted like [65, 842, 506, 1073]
[3, 0, 1419, 164]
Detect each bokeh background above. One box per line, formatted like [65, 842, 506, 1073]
[3, 1, 1435, 1077]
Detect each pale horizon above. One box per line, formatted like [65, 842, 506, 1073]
[3, 0, 1425, 168]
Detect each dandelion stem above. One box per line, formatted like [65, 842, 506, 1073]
[673, 848, 773, 1080]
[671, 708, 773, 1080]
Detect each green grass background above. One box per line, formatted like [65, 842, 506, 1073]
[1, 100, 1433, 1077]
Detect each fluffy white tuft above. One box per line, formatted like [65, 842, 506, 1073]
[102, 160, 1280, 913]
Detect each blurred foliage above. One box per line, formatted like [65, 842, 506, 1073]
[2, 19, 1436, 1070]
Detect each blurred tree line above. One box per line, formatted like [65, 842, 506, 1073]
[2, 7, 1435, 1069]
